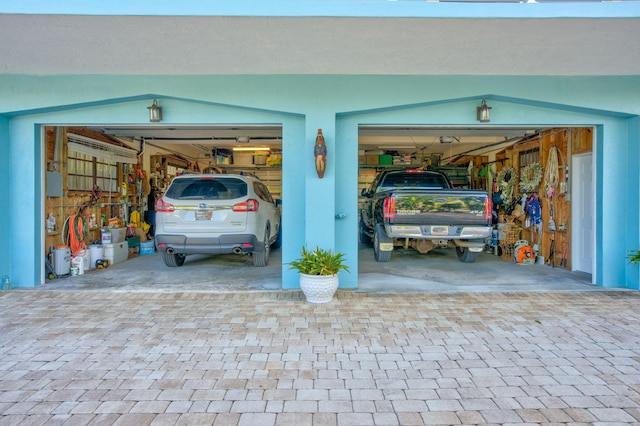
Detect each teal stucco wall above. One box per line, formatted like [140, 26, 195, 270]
[1, 75, 639, 289]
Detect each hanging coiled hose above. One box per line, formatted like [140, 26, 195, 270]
[544, 146, 559, 197]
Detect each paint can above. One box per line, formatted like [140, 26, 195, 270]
[70, 266, 79, 276]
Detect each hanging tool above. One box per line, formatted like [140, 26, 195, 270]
[560, 243, 568, 268]
[547, 233, 555, 268]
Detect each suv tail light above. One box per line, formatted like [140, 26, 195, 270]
[233, 199, 259, 212]
[383, 196, 396, 220]
[156, 198, 175, 213]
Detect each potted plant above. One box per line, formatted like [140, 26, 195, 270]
[288, 245, 349, 303]
[628, 249, 640, 264]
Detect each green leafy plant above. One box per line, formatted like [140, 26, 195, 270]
[288, 246, 350, 276]
[628, 249, 640, 264]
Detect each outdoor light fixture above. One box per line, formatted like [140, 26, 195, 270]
[477, 99, 491, 123]
[147, 99, 162, 122]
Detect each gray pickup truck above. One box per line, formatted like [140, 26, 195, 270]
[359, 169, 492, 263]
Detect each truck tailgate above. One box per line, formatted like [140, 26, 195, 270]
[389, 190, 489, 226]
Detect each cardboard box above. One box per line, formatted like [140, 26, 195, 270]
[366, 155, 379, 165]
[135, 227, 148, 242]
[233, 152, 254, 166]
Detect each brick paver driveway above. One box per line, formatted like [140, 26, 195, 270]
[1, 289, 640, 425]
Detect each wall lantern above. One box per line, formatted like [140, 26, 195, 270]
[476, 99, 491, 123]
[147, 99, 162, 122]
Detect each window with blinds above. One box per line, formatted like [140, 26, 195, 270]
[67, 151, 119, 193]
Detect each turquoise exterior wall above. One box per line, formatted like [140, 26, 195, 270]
[1, 75, 639, 288]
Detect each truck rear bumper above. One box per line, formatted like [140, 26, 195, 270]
[386, 225, 491, 240]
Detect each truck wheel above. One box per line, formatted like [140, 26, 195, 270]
[374, 226, 391, 262]
[359, 217, 372, 245]
[456, 247, 479, 263]
[163, 252, 186, 267]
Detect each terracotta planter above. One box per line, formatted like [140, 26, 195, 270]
[299, 273, 339, 303]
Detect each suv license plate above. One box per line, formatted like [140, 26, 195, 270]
[195, 209, 213, 221]
[431, 225, 449, 235]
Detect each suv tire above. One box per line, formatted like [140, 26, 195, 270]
[163, 252, 186, 267]
[252, 228, 270, 267]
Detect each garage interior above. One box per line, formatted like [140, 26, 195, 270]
[43, 123, 593, 283]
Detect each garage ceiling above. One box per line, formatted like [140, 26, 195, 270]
[88, 124, 542, 162]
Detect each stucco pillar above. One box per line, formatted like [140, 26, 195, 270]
[305, 119, 336, 250]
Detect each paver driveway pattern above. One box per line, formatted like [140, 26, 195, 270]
[1, 289, 640, 425]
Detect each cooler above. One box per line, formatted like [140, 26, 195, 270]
[103, 242, 129, 265]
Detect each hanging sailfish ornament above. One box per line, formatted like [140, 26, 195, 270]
[314, 129, 327, 178]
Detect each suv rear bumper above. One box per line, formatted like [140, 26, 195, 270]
[155, 233, 262, 255]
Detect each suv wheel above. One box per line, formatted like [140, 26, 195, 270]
[252, 228, 270, 267]
[163, 252, 186, 267]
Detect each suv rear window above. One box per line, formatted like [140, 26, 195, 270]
[166, 177, 247, 200]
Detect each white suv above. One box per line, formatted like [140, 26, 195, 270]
[154, 174, 281, 267]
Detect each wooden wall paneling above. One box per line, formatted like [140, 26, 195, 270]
[537, 129, 571, 268]
[571, 127, 593, 155]
[45, 127, 132, 257]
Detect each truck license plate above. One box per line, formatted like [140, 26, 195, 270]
[195, 209, 213, 221]
[431, 225, 449, 235]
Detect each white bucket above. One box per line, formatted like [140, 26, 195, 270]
[54, 246, 70, 276]
[89, 245, 103, 269]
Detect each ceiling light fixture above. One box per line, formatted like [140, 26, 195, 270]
[476, 99, 491, 123]
[232, 147, 270, 152]
[236, 136, 250, 143]
[439, 136, 454, 144]
[147, 99, 162, 123]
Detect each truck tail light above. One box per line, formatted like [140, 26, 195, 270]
[233, 199, 259, 212]
[155, 198, 175, 213]
[485, 197, 493, 222]
[383, 196, 396, 220]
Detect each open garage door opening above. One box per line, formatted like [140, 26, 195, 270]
[43, 125, 284, 288]
[356, 125, 595, 291]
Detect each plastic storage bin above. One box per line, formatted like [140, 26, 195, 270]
[110, 227, 126, 243]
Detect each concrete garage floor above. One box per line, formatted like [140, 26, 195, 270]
[41, 245, 600, 293]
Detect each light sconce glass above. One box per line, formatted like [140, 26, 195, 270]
[148, 99, 162, 122]
[476, 99, 491, 123]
